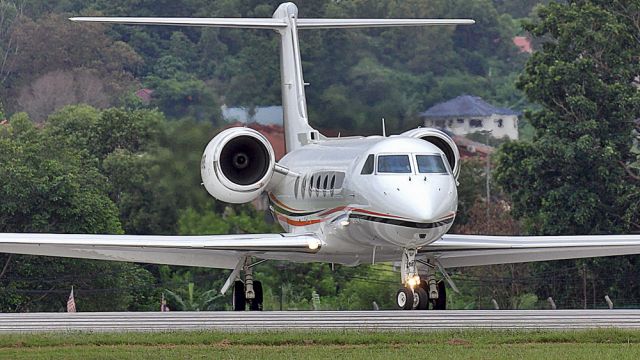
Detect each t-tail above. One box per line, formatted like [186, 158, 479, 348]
[71, 2, 473, 153]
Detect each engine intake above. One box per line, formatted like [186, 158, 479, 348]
[401, 128, 460, 178]
[201, 127, 275, 203]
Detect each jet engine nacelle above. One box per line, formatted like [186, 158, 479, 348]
[201, 127, 276, 203]
[401, 128, 460, 178]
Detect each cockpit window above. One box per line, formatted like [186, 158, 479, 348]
[416, 155, 448, 174]
[361, 154, 374, 175]
[377, 155, 411, 173]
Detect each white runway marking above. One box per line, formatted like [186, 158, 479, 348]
[0, 310, 639, 332]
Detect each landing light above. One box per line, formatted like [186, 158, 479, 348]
[340, 219, 350, 227]
[407, 275, 421, 289]
[308, 240, 320, 250]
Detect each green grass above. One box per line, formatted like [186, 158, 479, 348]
[1, 329, 640, 359]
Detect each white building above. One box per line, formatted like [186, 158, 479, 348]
[420, 95, 519, 140]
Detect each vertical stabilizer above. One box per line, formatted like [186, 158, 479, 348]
[70, 2, 474, 154]
[272, 3, 317, 152]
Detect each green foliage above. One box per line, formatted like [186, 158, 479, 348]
[0, 111, 159, 312]
[452, 158, 485, 227]
[45, 105, 174, 234]
[146, 73, 222, 124]
[493, 0, 551, 18]
[494, 0, 640, 309]
[0, 112, 120, 233]
[1, 12, 141, 118]
[496, 0, 640, 235]
[178, 204, 279, 236]
[164, 283, 222, 311]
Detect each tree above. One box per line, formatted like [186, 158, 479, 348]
[495, 0, 640, 235]
[5, 13, 141, 115]
[46, 105, 178, 235]
[0, 112, 157, 311]
[17, 69, 110, 123]
[146, 74, 222, 124]
[494, 0, 640, 309]
[0, 1, 23, 88]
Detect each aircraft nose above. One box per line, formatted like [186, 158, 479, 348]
[374, 174, 456, 223]
[407, 197, 445, 223]
[401, 178, 456, 223]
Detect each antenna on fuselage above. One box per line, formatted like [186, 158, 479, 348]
[70, 2, 474, 152]
[381, 118, 387, 137]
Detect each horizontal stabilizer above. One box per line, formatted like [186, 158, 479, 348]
[296, 18, 475, 29]
[70, 17, 288, 29]
[70, 17, 474, 30]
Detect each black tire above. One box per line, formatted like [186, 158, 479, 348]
[396, 287, 414, 310]
[434, 280, 446, 310]
[249, 281, 263, 311]
[414, 287, 429, 310]
[232, 280, 246, 311]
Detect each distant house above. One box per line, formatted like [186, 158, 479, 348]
[420, 95, 520, 140]
[453, 135, 494, 160]
[135, 88, 154, 105]
[513, 36, 533, 54]
[221, 105, 283, 125]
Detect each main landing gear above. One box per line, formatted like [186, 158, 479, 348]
[232, 260, 264, 311]
[395, 248, 446, 310]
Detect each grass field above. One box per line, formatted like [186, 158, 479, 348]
[0, 329, 639, 359]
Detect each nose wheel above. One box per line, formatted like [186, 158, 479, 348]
[396, 287, 413, 310]
[396, 249, 445, 310]
[396, 286, 430, 310]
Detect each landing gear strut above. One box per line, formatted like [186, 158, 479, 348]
[231, 259, 264, 311]
[395, 249, 446, 310]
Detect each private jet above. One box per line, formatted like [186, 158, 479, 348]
[2, 2, 640, 311]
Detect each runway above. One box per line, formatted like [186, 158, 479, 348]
[1, 310, 640, 332]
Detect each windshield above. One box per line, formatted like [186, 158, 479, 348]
[416, 155, 448, 174]
[377, 155, 412, 173]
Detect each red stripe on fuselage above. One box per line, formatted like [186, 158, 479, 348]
[276, 214, 323, 226]
[274, 204, 414, 229]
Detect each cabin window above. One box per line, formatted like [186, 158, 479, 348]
[294, 176, 300, 199]
[330, 175, 336, 189]
[377, 155, 412, 174]
[361, 154, 375, 175]
[323, 175, 328, 190]
[416, 155, 448, 174]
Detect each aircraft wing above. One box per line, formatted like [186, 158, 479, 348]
[0, 233, 322, 269]
[424, 234, 640, 268]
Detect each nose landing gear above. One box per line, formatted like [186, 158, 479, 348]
[395, 249, 446, 310]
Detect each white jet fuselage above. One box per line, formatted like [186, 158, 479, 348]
[269, 136, 458, 265]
